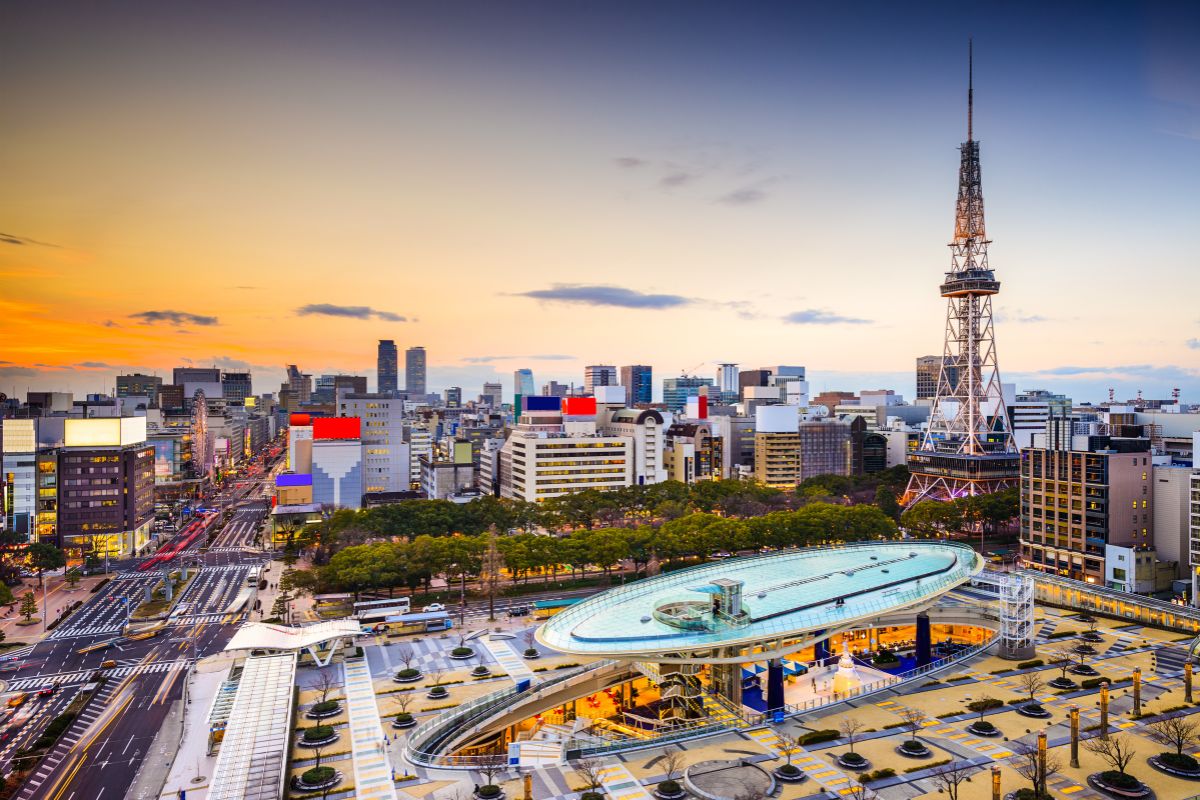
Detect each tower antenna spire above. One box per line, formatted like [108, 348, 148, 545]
[967, 38, 974, 141]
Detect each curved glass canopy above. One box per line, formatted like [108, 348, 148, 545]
[537, 541, 982, 658]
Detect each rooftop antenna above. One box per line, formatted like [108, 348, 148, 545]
[967, 38, 974, 142]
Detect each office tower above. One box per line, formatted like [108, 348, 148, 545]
[286, 365, 312, 404]
[916, 355, 960, 401]
[584, 365, 617, 394]
[444, 387, 462, 408]
[311, 417, 365, 509]
[811, 391, 858, 414]
[172, 367, 220, 385]
[662, 376, 714, 413]
[405, 346, 427, 395]
[738, 369, 772, 401]
[116, 374, 163, 406]
[542, 381, 569, 398]
[1020, 435, 1152, 587]
[1009, 390, 1072, 450]
[222, 372, 252, 405]
[716, 363, 739, 394]
[514, 369, 536, 399]
[620, 365, 653, 406]
[481, 382, 503, 408]
[377, 339, 398, 395]
[159, 384, 186, 412]
[905, 46, 1018, 504]
[338, 394, 411, 494]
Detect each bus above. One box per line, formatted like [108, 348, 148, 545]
[246, 566, 261, 587]
[370, 610, 452, 636]
[532, 598, 583, 619]
[353, 597, 411, 619]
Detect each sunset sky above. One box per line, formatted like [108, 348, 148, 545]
[2, 1, 1199, 403]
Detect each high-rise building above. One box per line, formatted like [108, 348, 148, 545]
[1009, 390, 1072, 450]
[584, 365, 617, 394]
[444, 387, 462, 408]
[286, 365, 312, 404]
[620, 365, 653, 406]
[338, 394, 410, 495]
[541, 381, 569, 398]
[172, 367, 221, 385]
[377, 339, 398, 395]
[663, 376, 714, 413]
[514, 369, 536, 399]
[1020, 435, 1153, 587]
[738, 369, 772, 401]
[116, 374, 163, 406]
[716, 364, 739, 394]
[222, 372, 252, 405]
[481, 382, 503, 408]
[405, 346, 427, 395]
[905, 47, 1018, 504]
[311, 417, 364, 509]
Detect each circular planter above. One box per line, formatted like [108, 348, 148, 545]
[291, 767, 342, 792]
[523, 649, 540, 660]
[967, 721, 1002, 737]
[1148, 753, 1200, 779]
[427, 686, 449, 699]
[297, 727, 340, 748]
[772, 764, 808, 783]
[897, 740, 932, 758]
[474, 787, 506, 800]
[471, 666, 492, 677]
[304, 702, 341, 720]
[836, 752, 870, 770]
[1081, 631, 1104, 643]
[393, 669, 424, 683]
[654, 779, 689, 798]
[1086, 771, 1152, 798]
[1017, 703, 1052, 719]
[1049, 677, 1078, 690]
[392, 713, 417, 729]
[1070, 664, 1100, 677]
[1074, 644, 1098, 656]
[449, 647, 476, 659]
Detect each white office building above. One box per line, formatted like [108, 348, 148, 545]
[338, 394, 411, 494]
[498, 406, 633, 502]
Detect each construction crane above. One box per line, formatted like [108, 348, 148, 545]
[680, 361, 708, 376]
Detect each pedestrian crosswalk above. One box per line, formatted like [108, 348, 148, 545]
[171, 613, 227, 626]
[3, 659, 191, 692]
[47, 622, 125, 641]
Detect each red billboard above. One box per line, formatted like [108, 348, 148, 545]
[313, 416, 361, 440]
[562, 397, 597, 416]
[289, 413, 312, 427]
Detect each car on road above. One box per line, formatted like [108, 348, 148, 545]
[100, 659, 117, 669]
[36, 684, 58, 697]
[6, 693, 27, 708]
[422, 603, 445, 613]
[507, 605, 530, 617]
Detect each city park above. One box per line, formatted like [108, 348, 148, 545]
[241, 478, 1200, 800]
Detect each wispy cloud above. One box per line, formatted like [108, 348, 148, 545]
[463, 354, 575, 364]
[0, 231, 60, 248]
[76, 361, 112, 369]
[614, 157, 647, 169]
[1187, 338, 1200, 349]
[515, 284, 692, 310]
[660, 172, 696, 188]
[130, 310, 219, 326]
[719, 188, 768, 206]
[296, 303, 406, 322]
[782, 309, 871, 325]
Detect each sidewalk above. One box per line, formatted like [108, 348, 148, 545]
[0, 572, 114, 643]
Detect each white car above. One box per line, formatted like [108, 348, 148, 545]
[422, 603, 445, 613]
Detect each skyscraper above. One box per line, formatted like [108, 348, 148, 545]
[663, 376, 714, 412]
[620, 365, 652, 406]
[915, 355, 959, 400]
[584, 365, 617, 394]
[377, 339, 398, 395]
[904, 45, 1018, 504]
[481, 382, 503, 408]
[221, 372, 252, 405]
[514, 369, 536, 398]
[405, 346, 427, 395]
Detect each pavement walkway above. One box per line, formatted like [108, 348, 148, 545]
[343, 657, 399, 800]
[480, 636, 537, 684]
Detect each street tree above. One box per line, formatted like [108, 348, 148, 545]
[930, 760, 974, 800]
[839, 718, 866, 755]
[1084, 733, 1139, 780]
[1011, 739, 1061, 800]
[1146, 714, 1200, 759]
[19, 592, 37, 623]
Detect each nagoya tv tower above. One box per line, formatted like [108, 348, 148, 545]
[904, 42, 1018, 505]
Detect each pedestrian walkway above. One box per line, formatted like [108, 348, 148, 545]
[481, 637, 536, 684]
[745, 727, 858, 796]
[595, 760, 655, 800]
[343, 657, 398, 800]
[3, 659, 190, 692]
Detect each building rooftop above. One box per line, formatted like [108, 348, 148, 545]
[208, 653, 297, 800]
[537, 542, 981, 658]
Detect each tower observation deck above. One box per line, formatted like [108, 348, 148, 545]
[904, 42, 1019, 505]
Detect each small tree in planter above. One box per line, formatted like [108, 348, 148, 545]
[475, 751, 508, 799]
[1068, 647, 1098, 676]
[1047, 648, 1077, 689]
[1015, 671, 1050, 717]
[392, 691, 416, 729]
[897, 707, 930, 756]
[522, 629, 539, 659]
[774, 731, 806, 781]
[966, 693, 1003, 736]
[573, 757, 605, 800]
[1146, 714, 1200, 775]
[451, 632, 475, 659]
[837, 718, 869, 769]
[309, 671, 341, 717]
[427, 669, 449, 699]
[1084, 733, 1147, 795]
[471, 653, 492, 678]
[655, 748, 687, 799]
[931, 760, 974, 800]
[394, 644, 423, 682]
[1012, 738, 1061, 800]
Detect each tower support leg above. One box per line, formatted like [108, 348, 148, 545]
[916, 613, 932, 668]
[766, 659, 785, 711]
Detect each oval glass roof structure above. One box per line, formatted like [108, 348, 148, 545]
[537, 542, 982, 657]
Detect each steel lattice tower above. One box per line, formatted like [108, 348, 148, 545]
[904, 42, 1019, 505]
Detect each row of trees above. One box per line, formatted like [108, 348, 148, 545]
[899, 487, 1019, 537]
[290, 501, 901, 598]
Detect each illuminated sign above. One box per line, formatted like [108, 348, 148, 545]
[1, 420, 36, 453]
[290, 413, 311, 426]
[562, 397, 597, 416]
[525, 396, 561, 412]
[64, 417, 148, 448]
[312, 417, 361, 440]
